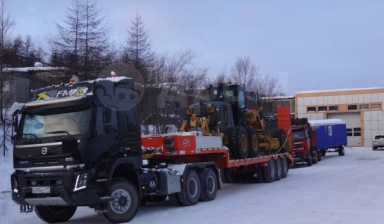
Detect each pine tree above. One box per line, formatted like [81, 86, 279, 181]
[50, 0, 109, 79]
[123, 12, 154, 83]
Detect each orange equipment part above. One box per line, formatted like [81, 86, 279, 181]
[276, 106, 294, 157]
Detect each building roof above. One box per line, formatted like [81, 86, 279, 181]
[262, 95, 295, 100]
[3, 67, 67, 72]
[296, 87, 384, 97]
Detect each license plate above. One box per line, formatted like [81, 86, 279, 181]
[32, 187, 50, 194]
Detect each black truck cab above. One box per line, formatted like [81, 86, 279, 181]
[11, 77, 145, 223]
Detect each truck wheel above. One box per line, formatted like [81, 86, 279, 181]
[338, 146, 345, 156]
[263, 159, 276, 183]
[169, 193, 182, 206]
[281, 157, 289, 178]
[228, 126, 249, 159]
[220, 168, 228, 183]
[149, 195, 167, 203]
[102, 179, 139, 223]
[177, 169, 201, 206]
[35, 206, 77, 223]
[199, 168, 218, 201]
[306, 154, 313, 166]
[317, 151, 322, 161]
[312, 149, 318, 164]
[321, 149, 326, 157]
[247, 129, 259, 158]
[275, 158, 282, 181]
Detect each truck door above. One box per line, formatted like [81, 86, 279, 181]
[117, 109, 142, 156]
[92, 106, 119, 161]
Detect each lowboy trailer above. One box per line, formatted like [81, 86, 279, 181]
[10, 77, 294, 223]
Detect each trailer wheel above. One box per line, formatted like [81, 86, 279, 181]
[281, 157, 289, 178]
[247, 129, 259, 158]
[220, 168, 228, 183]
[102, 179, 139, 223]
[35, 206, 77, 223]
[199, 168, 218, 201]
[177, 169, 201, 206]
[228, 126, 249, 159]
[263, 159, 276, 183]
[149, 195, 168, 203]
[275, 158, 282, 181]
[373, 147, 377, 151]
[317, 151, 322, 162]
[224, 167, 237, 183]
[338, 146, 345, 156]
[321, 149, 326, 157]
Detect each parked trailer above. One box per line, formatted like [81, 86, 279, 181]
[309, 119, 348, 157]
[10, 77, 294, 224]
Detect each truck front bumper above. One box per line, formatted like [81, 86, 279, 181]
[11, 171, 109, 207]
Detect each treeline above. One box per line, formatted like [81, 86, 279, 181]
[0, 0, 282, 137]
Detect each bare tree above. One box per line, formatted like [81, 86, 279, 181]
[212, 69, 227, 86]
[0, 0, 14, 157]
[230, 56, 280, 97]
[123, 11, 154, 83]
[50, 0, 109, 79]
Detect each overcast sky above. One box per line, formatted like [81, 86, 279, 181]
[6, 0, 384, 95]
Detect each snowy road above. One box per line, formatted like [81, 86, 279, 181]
[2, 147, 384, 224]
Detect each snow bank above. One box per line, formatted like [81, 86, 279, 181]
[309, 119, 345, 126]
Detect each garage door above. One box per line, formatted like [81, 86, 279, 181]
[328, 113, 361, 147]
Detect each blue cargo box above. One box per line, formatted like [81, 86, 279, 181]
[309, 119, 348, 150]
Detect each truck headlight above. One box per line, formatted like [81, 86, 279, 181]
[73, 173, 88, 192]
[12, 176, 19, 194]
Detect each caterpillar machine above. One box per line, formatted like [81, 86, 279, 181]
[11, 77, 293, 224]
[180, 80, 289, 160]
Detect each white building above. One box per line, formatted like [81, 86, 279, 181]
[295, 88, 384, 147]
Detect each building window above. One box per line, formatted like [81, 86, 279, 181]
[371, 103, 381, 110]
[348, 105, 358, 111]
[329, 106, 339, 111]
[318, 106, 327, 112]
[359, 104, 369, 110]
[307, 107, 316, 112]
[346, 128, 353, 137]
[353, 128, 361, 136]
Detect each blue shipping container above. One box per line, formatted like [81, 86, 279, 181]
[309, 119, 348, 150]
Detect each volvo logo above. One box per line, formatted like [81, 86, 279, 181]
[41, 147, 48, 155]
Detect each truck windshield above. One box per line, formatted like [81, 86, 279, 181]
[375, 135, 384, 140]
[293, 129, 307, 141]
[21, 107, 92, 138]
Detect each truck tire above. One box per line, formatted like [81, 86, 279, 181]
[317, 151, 322, 161]
[220, 168, 228, 183]
[263, 159, 276, 183]
[148, 195, 167, 203]
[281, 157, 289, 178]
[271, 129, 287, 153]
[35, 206, 77, 223]
[312, 149, 318, 164]
[321, 149, 326, 157]
[175, 169, 201, 206]
[247, 129, 259, 158]
[275, 158, 282, 181]
[102, 179, 139, 223]
[228, 126, 249, 159]
[199, 168, 218, 201]
[306, 154, 313, 166]
[169, 193, 182, 206]
[338, 146, 345, 156]
[373, 147, 376, 151]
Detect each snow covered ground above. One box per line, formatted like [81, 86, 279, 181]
[1, 147, 384, 224]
